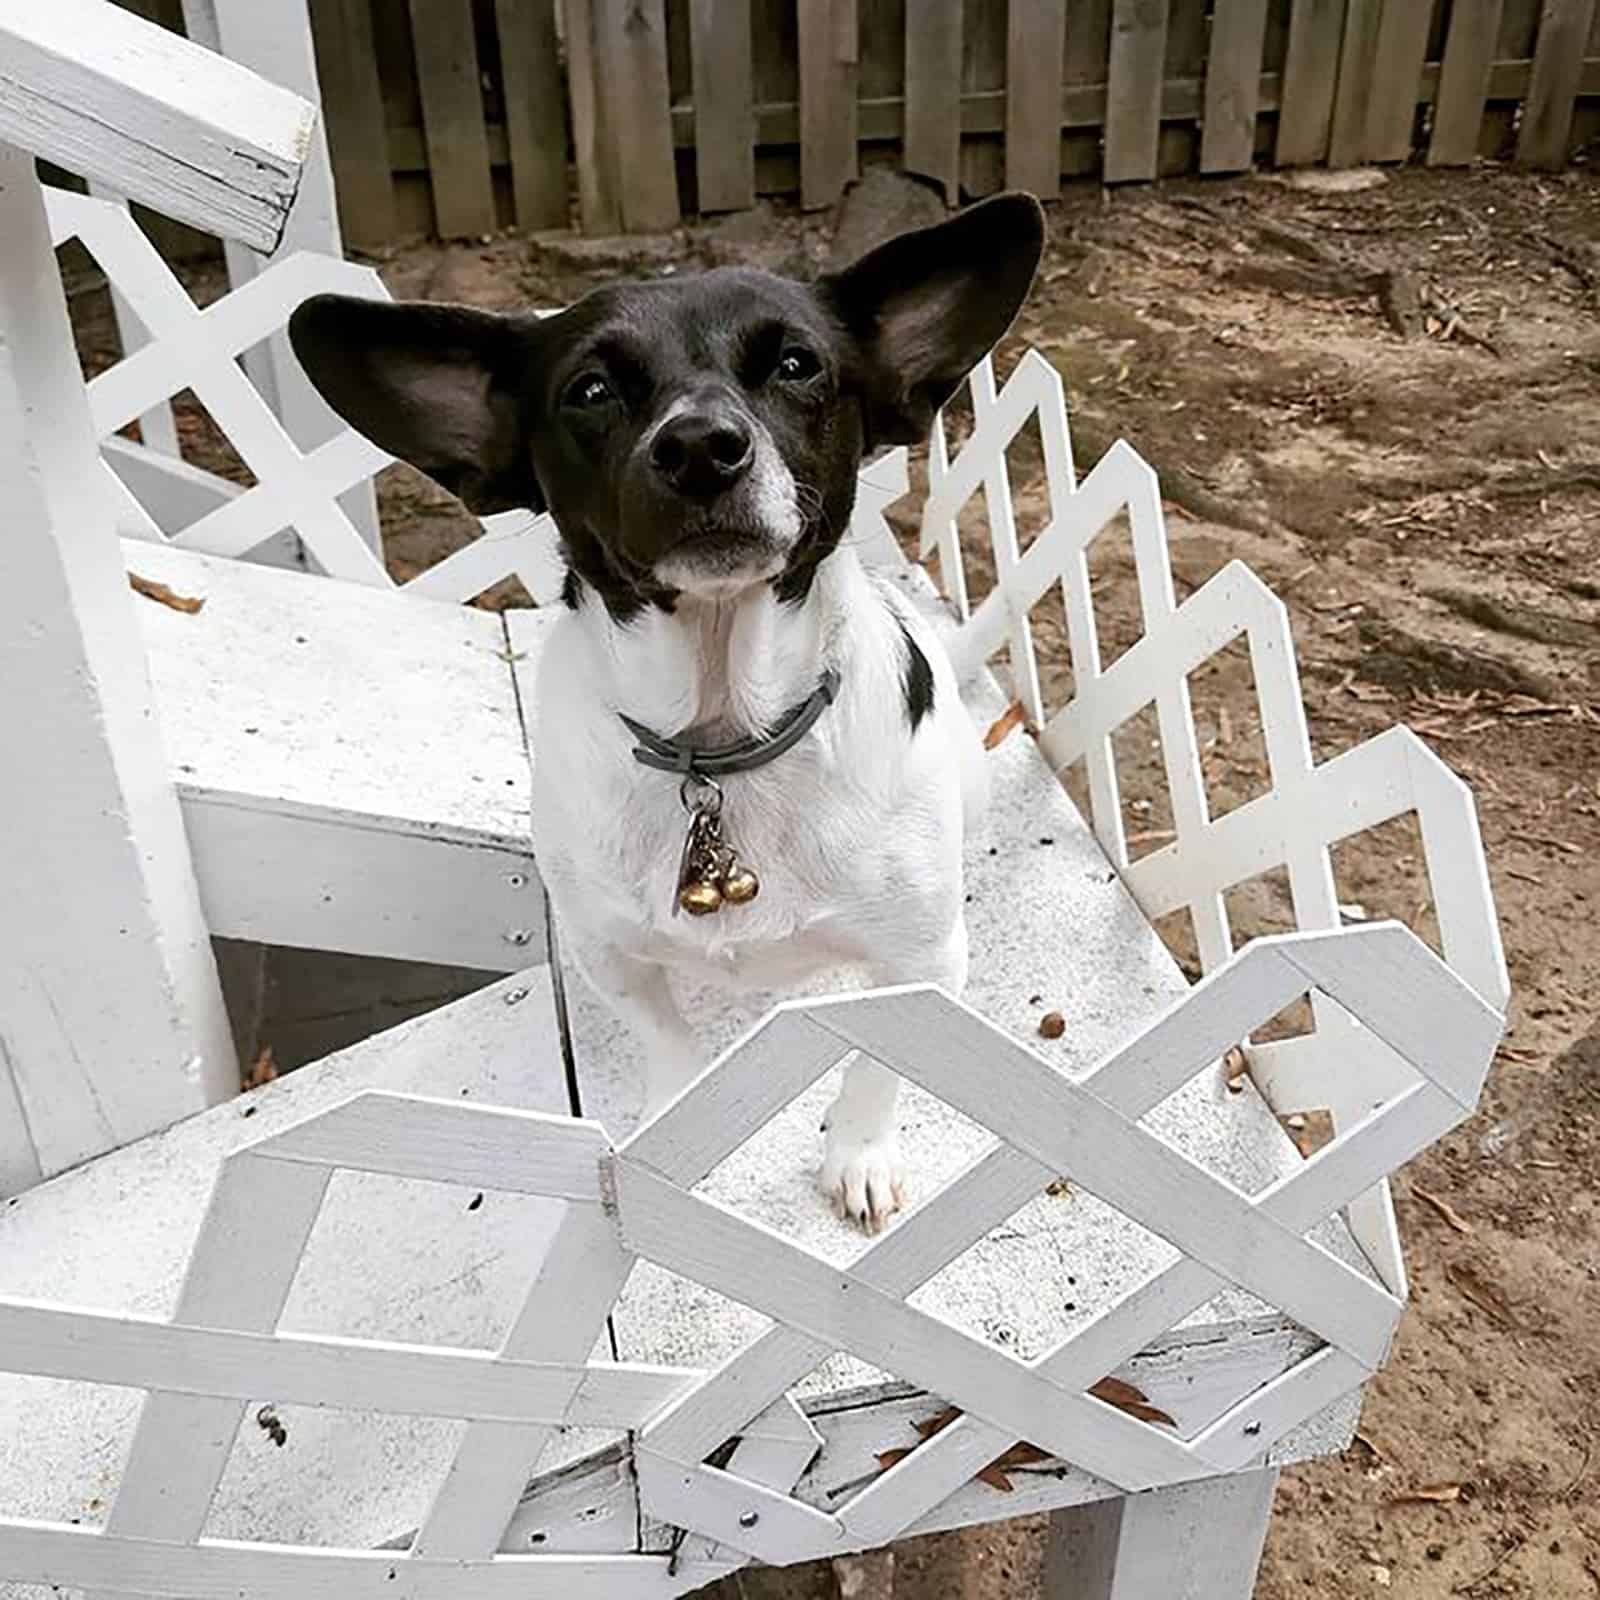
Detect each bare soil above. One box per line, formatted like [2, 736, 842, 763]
[72, 160, 1600, 1596]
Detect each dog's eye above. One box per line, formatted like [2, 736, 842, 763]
[775, 347, 820, 382]
[563, 373, 613, 408]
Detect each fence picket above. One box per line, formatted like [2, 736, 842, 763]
[1276, 0, 1347, 165]
[1518, 0, 1600, 166]
[495, 0, 567, 229]
[1005, 0, 1067, 197]
[1428, 0, 1506, 163]
[1104, 0, 1168, 182]
[904, 0, 961, 200]
[1363, 0, 1433, 162]
[690, 0, 755, 212]
[1327, 0, 1382, 165]
[1201, 0, 1271, 173]
[408, 0, 496, 237]
[799, 0, 858, 209]
[308, 0, 396, 250]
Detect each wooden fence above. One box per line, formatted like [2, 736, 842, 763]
[139, 1, 1600, 247]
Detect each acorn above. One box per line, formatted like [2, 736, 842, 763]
[679, 880, 724, 916]
[721, 866, 760, 905]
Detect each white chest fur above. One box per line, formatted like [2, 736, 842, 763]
[529, 548, 979, 989]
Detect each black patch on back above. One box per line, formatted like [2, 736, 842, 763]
[896, 617, 936, 732]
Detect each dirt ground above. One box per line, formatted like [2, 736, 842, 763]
[73, 159, 1599, 1595]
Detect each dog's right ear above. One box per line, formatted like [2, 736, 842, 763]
[288, 295, 544, 514]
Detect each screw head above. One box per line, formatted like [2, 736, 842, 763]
[504, 986, 529, 1005]
[506, 872, 528, 889]
[505, 928, 532, 947]
[738, 1510, 760, 1529]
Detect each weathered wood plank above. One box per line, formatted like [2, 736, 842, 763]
[0, 1522, 700, 1600]
[798, 0, 858, 209]
[0, 1298, 687, 1427]
[1328, 0, 1383, 165]
[307, 0, 396, 250]
[1518, 0, 1600, 166]
[1043, 1468, 1280, 1600]
[690, 0, 756, 212]
[1005, 0, 1067, 197]
[1201, 0, 1272, 173]
[1104, 0, 1169, 183]
[904, 0, 961, 200]
[495, 0, 569, 229]
[597, 0, 682, 230]
[1363, 0, 1435, 161]
[959, 0, 1007, 195]
[1276, 0, 1347, 165]
[0, 0, 313, 251]
[408, 0, 497, 237]
[1428, 0, 1506, 163]
[563, 0, 621, 232]
[1062, 0, 1114, 176]
[0, 149, 234, 1188]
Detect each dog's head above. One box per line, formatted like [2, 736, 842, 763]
[289, 193, 1043, 615]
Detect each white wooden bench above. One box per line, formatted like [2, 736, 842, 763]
[0, 13, 1508, 1589]
[0, 304, 1509, 1598]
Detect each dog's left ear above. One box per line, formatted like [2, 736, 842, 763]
[288, 294, 544, 514]
[817, 191, 1044, 448]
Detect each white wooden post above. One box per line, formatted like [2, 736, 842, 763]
[1042, 1470, 1280, 1600]
[181, 0, 382, 558]
[0, 142, 236, 1191]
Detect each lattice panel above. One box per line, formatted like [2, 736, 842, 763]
[0, 924, 1501, 1594]
[924, 352, 1510, 1293]
[49, 187, 910, 610]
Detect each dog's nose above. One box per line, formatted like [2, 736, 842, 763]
[650, 410, 754, 498]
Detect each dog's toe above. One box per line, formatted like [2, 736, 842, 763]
[821, 1132, 906, 1234]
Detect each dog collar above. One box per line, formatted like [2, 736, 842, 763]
[619, 669, 840, 780]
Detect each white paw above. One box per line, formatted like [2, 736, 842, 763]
[821, 1125, 906, 1234]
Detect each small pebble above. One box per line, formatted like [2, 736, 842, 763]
[1038, 1011, 1066, 1039]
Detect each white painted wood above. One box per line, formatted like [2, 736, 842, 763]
[0, 975, 577, 1560]
[1043, 1467, 1279, 1600]
[0, 1, 314, 251]
[0, 1298, 693, 1427]
[0, 143, 234, 1187]
[86, 183, 182, 458]
[104, 432, 238, 529]
[181, 798, 543, 970]
[127, 538, 544, 965]
[1, 1521, 711, 1599]
[130, 538, 532, 845]
[0, 306, 1512, 1592]
[415, 1207, 636, 1557]
[180, 0, 382, 556]
[253, 1093, 609, 1199]
[614, 1157, 1207, 1495]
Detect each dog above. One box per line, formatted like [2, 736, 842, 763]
[289, 192, 1044, 1230]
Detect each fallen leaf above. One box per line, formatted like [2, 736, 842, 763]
[875, 1447, 915, 1473]
[1445, 1261, 1519, 1329]
[983, 701, 1026, 750]
[911, 1406, 961, 1442]
[1386, 1482, 1464, 1507]
[129, 572, 205, 614]
[1224, 1045, 1250, 1094]
[241, 1045, 277, 1091]
[1411, 1184, 1472, 1235]
[1037, 1010, 1067, 1040]
[1089, 1376, 1177, 1428]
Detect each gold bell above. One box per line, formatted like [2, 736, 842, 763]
[679, 879, 724, 916]
[721, 866, 760, 905]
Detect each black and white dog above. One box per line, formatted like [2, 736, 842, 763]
[290, 193, 1044, 1230]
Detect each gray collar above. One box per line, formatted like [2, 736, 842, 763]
[620, 669, 840, 780]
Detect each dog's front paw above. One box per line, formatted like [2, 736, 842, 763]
[820, 1125, 906, 1234]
